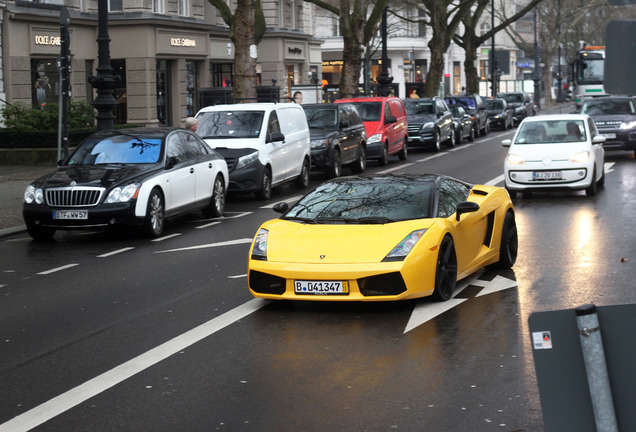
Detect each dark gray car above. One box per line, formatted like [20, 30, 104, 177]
[445, 94, 490, 137]
[404, 97, 455, 151]
[498, 92, 535, 125]
[303, 103, 367, 178]
[581, 95, 636, 156]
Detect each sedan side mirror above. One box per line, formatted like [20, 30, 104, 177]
[456, 201, 480, 221]
[592, 135, 606, 144]
[502, 139, 512, 147]
[166, 156, 179, 169]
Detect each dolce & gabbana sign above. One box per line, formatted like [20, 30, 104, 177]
[170, 37, 197, 47]
[34, 35, 61, 46]
[30, 26, 68, 54]
[157, 29, 207, 56]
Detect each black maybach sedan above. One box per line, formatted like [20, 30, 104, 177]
[23, 127, 229, 240]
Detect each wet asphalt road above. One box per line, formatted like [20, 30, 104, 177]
[1, 106, 635, 431]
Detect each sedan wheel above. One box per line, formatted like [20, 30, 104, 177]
[497, 211, 518, 268]
[203, 175, 225, 218]
[432, 236, 457, 301]
[327, 150, 342, 179]
[144, 189, 164, 237]
[351, 146, 366, 173]
[468, 126, 475, 142]
[585, 168, 598, 196]
[447, 129, 456, 148]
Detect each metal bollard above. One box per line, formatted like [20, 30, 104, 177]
[575, 304, 619, 432]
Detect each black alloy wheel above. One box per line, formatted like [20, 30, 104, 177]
[497, 211, 518, 268]
[432, 236, 457, 301]
[256, 167, 272, 200]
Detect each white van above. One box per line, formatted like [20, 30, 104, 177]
[196, 103, 311, 199]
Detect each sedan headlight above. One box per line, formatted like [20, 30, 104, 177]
[367, 133, 382, 144]
[506, 153, 525, 165]
[106, 184, 139, 203]
[570, 151, 590, 163]
[515, 107, 524, 115]
[235, 151, 259, 170]
[311, 139, 329, 150]
[421, 122, 435, 131]
[251, 228, 269, 260]
[24, 185, 44, 204]
[383, 229, 427, 261]
[620, 120, 636, 130]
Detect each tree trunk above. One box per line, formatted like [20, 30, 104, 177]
[424, 35, 445, 97]
[463, 35, 480, 95]
[229, 0, 262, 102]
[340, 35, 363, 98]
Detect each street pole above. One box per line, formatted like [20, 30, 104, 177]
[57, 7, 71, 161]
[88, 0, 119, 131]
[377, 7, 393, 97]
[491, 0, 497, 97]
[533, 7, 541, 109]
[556, 0, 564, 102]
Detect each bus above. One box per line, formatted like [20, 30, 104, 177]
[571, 46, 606, 108]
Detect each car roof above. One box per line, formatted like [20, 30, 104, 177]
[520, 114, 590, 122]
[88, 127, 180, 138]
[197, 102, 299, 113]
[336, 97, 401, 103]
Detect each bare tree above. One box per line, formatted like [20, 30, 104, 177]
[206, 0, 266, 102]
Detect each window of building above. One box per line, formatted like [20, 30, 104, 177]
[178, 0, 190, 17]
[332, 17, 340, 37]
[186, 60, 199, 116]
[32, 59, 59, 109]
[153, 0, 165, 14]
[280, 0, 296, 28]
[109, 0, 123, 12]
[418, 8, 426, 37]
[212, 63, 233, 88]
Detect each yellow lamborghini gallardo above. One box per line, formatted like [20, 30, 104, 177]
[248, 174, 517, 301]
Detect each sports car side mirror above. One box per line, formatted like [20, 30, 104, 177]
[456, 201, 480, 221]
[273, 202, 289, 214]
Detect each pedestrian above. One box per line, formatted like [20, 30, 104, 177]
[293, 91, 303, 104]
[185, 117, 198, 132]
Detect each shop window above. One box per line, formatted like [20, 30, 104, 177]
[31, 59, 59, 109]
[186, 60, 199, 116]
[157, 60, 171, 125]
[212, 63, 233, 88]
[109, 0, 123, 12]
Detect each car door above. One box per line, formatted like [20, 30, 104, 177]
[178, 131, 214, 205]
[387, 99, 406, 154]
[265, 110, 288, 183]
[277, 106, 310, 180]
[337, 105, 356, 164]
[437, 99, 453, 141]
[164, 131, 196, 212]
[587, 117, 605, 177]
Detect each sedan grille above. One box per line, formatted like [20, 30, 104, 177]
[595, 121, 621, 129]
[408, 124, 422, 133]
[46, 187, 105, 207]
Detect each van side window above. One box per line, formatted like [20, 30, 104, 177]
[267, 111, 281, 140]
[385, 102, 392, 119]
[278, 107, 305, 135]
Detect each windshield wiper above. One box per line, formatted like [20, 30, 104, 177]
[283, 216, 317, 224]
[352, 216, 396, 224]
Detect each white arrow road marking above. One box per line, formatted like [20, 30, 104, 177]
[486, 174, 504, 186]
[0, 298, 269, 432]
[604, 161, 615, 173]
[154, 238, 253, 254]
[404, 274, 518, 334]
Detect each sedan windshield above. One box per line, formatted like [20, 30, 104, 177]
[304, 107, 338, 128]
[582, 99, 635, 115]
[515, 120, 586, 144]
[404, 101, 434, 115]
[197, 111, 265, 139]
[68, 135, 162, 165]
[285, 177, 433, 222]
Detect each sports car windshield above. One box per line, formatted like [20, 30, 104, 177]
[284, 177, 433, 223]
[197, 111, 265, 139]
[68, 135, 162, 165]
[349, 102, 382, 122]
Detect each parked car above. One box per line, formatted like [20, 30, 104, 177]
[485, 98, 514, 130]
[449, 105, 475, 144]
[248, 174, 517, 301]
[335, 96, 408, 165]
[502, 114, 605, 197]
[580, 95, 636, 156]
[22, 127, 229, 240]
[303, 103, 367, 178]
[403, 97, 455, 151]
[498, 92, 535, 125]
[445, 94, 489, 137]
[196, 103, 311, 200]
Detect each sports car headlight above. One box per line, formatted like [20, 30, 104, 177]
[251, 228, 269, 260]
[367, 134, 382, 144]
[620, 120, 636, 130]
[311, 139, 329, 149]
[506, 153, 525, 165]
[106, 184, 139, 203]
[383, 229, 427, 262]
[24, 185, 44, 204]
[235, 151, 259, 170]
[570, 151, 590, 163]
[421, 122, 435, 131]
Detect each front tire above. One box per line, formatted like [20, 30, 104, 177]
[585, 168, 598, 196]
[256, 167, 272, 200]
[202, 175, 225, 218]
[398, 139, 408, 161]
[468, 126, 475, 142]
[432, 131, 442, 152]
[378, 143, 389, 166]
[432, 236, 457, 301]
[351, 145, 366, 173]
[327, 150, 342, 179]
[497, 211, 518, 268]
[447, 129, 456, 148]
[144, 189, 165, 238]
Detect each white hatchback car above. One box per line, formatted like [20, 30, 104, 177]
[196, 103, 311, 200]
[502, 114, 605, 197]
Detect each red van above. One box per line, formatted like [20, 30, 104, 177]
[335, 97, 408, 165]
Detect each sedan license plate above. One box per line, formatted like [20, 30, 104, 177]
[533, 171, 562, 181]
[601, 133, 616, 139]
[294, 280, 349, 295]
[53, 210, 88, 220]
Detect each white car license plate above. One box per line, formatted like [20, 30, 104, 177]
[533, 171, 562, 180]
[601, 133, 616, 139]
[53, 210, 88, 220]
[294, 280, 349, 295]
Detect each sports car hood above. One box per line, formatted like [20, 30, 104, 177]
[32, 165, 155, 189]
[262, 219, 435, 264]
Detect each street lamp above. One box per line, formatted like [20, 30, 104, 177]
[88, 0, 120, 131]
[533, 6, 541, 109]
[377, 7, 393, 97]
[556, 0, 565, 102]
[490, 0, 498, 97]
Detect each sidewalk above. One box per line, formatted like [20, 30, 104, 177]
[0, 102, 575, 238]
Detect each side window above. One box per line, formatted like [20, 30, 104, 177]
[349, 107, 362, 125]
[384, 102, 392, 120]
[437, 179, 471, 218]
[588, 118, 598, 137]
[179, 131, 208, 157]
[166, 132, 191, 162]
[267, 111, 281, 140]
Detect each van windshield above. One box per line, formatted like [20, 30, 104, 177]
[197, 111, 265, 139]
[349, 102, 382, 122]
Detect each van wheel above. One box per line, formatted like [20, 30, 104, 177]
[379, 143, 389, 166]
[256, 167, 272, 200]
[398, 139, 408, 161]
[295, 158, 310, 189]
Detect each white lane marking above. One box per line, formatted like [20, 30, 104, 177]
[152, 233, 181, 242]
[449, 143, 474, 151]
[228, 274, 247, 279]
[97, 247, 135, 258]
[154, 238, 253, 254]
[0, 298, 269, 432]
[378, 163, 416, 174]
[220, 212, 252, 219]
[196, 221, 221, 229]
[37, 264, 79, 275]
[260, 198, 301, 209]
[486, 174, 504, 186]
[416, 153, 446, 163]
[604, 161, 615, 173]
